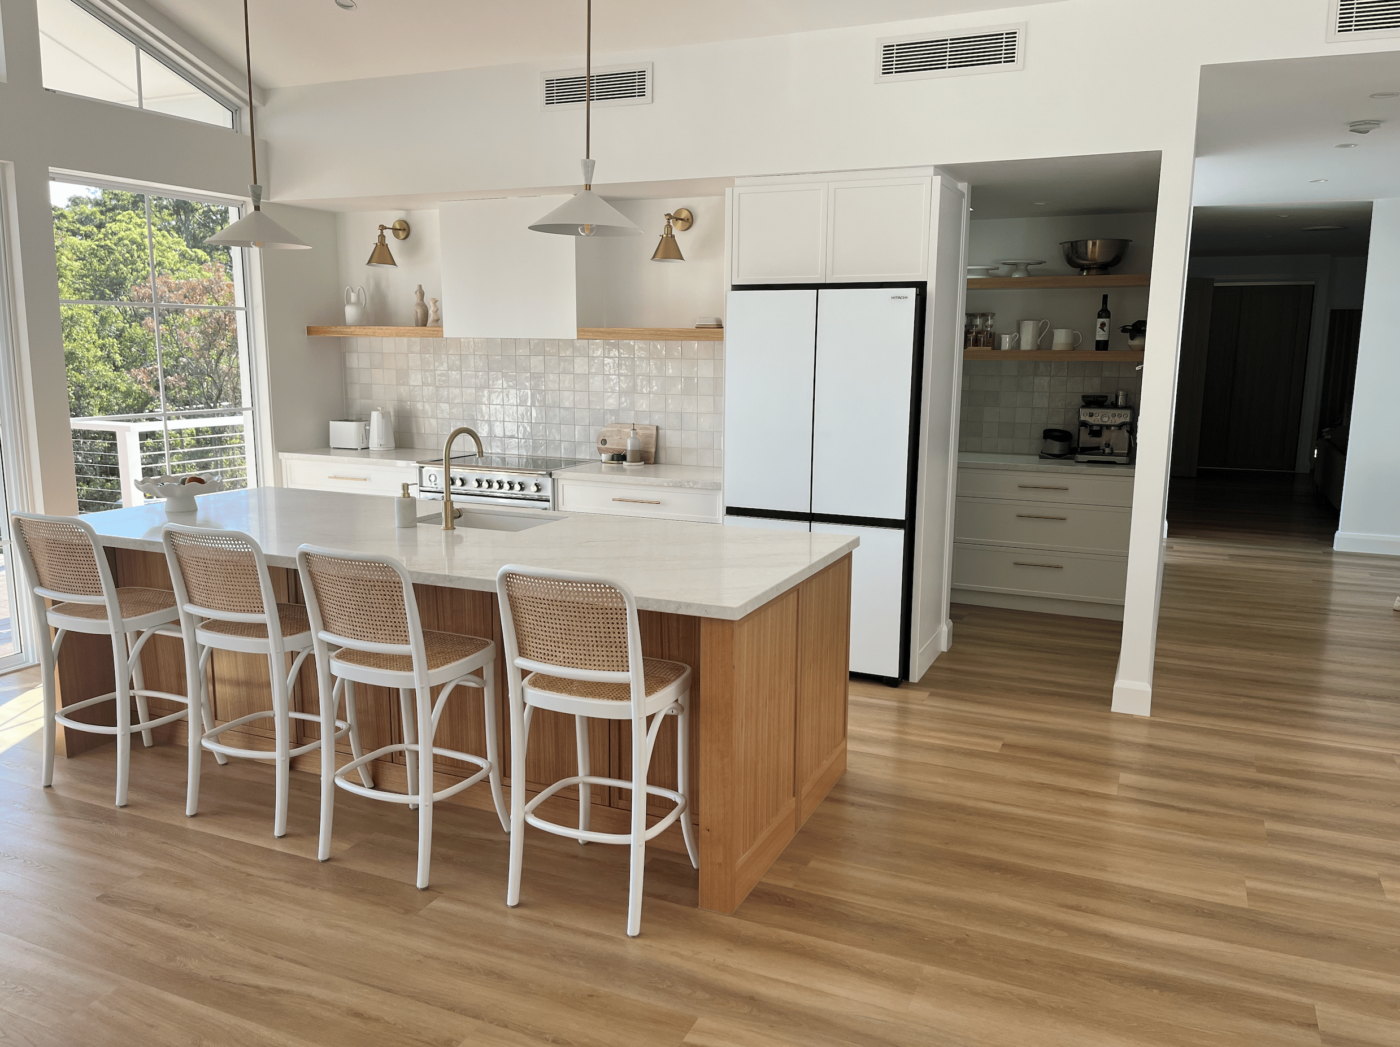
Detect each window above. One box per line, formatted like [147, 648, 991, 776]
[52, 180, 258, 513]
[37, 0, 234, 128]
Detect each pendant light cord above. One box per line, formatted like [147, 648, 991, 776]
[242, 0, 259, 202]
[585, 0, 592, 164]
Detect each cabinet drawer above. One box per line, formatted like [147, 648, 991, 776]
[952, 543, 1127, 604]
[957, 467, 1134, 507]
[555, 480, 722, 523]
[955, 498, 1131, 555]
[282, 458, 414, 496]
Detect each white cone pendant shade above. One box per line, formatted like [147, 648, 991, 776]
[208, 185, 310, 250]
[530, 159, 640, 237]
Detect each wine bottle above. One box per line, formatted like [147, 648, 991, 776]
[1095, 294, 1111, 351]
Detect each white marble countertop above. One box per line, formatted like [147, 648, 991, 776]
[555, 462, 723, 490]
[958, 452, 1135, 477]
[278, 447, 425, 465]
[83, 488, 854, 620]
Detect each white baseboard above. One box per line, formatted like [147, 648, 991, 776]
[1333, 531, 1400, 556]
[912, 620, 952, 680]
[1111, 678, 1152, 716]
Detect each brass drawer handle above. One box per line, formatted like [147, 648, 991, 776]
[1013, 561, 1064, 569]
[613, 497, 661, 505]
[1017, 484, 1070, 491]
[1016, 514, 1068, 521]
[328, 475, 370, 482]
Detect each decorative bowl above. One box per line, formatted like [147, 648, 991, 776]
[997, 259, 1046, 278]
[1060, 239, 1132, 276]
[134, 472, 224, 513]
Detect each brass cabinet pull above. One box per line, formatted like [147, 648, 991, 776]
[1017, 484, 1070, 491]
[1016, 514, 1068, 521]
[328, 475, 370, 481]
[613, 497, 661, 505]
[1013, 561, 1064, 569]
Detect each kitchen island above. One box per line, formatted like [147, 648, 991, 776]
[59, 488, 856, 913]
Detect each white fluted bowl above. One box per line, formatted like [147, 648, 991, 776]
[134, 472, 224, 514]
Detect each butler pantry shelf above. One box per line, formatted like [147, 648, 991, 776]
[307, 326, 444, 338]
[964, 349, 1145, 361]
[966, 274, 1151, 290]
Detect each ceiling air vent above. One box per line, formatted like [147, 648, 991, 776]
[541, 63, 653, 109]
[1330, 0, 1400, 39]
[875, 24, 1025, 82]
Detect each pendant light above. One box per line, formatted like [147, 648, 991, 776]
[208, 0, 310, 250]
[529, 0, 640, 238]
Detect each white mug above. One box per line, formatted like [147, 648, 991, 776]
[1052, 328, 1083, 350]
[998, 333, 1019, 351]
[1019, 319, 1050, 351]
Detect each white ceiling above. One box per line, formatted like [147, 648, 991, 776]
[1191, 202, 1373, 257]
[143, 0, 1067, 89]
[940, 152, 1162, 219]
[1194, 50, 1400, 210]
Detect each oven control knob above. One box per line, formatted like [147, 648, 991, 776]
[425, 471, 438, 486]
[507, 480, 519, 491]
[495, 479, 506, 490]
[472, 478, 483, 488]
[533, 482, 542, 493]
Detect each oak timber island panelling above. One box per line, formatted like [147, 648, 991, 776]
[57, 488, 854, 914]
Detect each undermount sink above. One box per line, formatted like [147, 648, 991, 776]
[416, 508, 558, 532]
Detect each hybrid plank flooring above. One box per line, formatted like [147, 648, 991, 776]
[1, 471, 1399, 1045]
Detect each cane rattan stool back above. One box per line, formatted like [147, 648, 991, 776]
[299, 550, 413, 648]
[12, 514, 107, 602]
[499, 572, 634, 676]
[164, 528, 271, 619]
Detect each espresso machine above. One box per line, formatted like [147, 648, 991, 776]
[1075, 395, 1134, 464]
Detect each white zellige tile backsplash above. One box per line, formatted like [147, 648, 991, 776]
[342, 337, 725, 466]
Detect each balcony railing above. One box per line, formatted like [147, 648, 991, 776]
[69, 411, 252, 514]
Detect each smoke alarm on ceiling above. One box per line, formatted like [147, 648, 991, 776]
[1349, 119, 1383, 133]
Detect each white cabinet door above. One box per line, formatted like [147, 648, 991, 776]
[813, 522, 905, 678]
[811, 288, 917, 521]
[724, 290, 817, 513]
[732, 185, 828, 284]
[826, 178, 931, 282]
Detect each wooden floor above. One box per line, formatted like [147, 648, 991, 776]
[2, 471, 1399, 1045]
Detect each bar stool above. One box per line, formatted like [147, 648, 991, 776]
[495, 565, 698, 938]
[297, 546, 508, 889]
[162, 524, 371, 836]
[11, 512, 210, 807]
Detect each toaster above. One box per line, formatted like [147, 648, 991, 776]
[329, 419, 370, 449]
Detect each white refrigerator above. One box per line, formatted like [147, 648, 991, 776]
[724, 286, 924, 683]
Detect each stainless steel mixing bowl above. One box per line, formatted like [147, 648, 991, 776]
[1060, 239, 1132, 276]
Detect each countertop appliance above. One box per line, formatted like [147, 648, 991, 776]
[1039, 428, 1074, 459]
[724, 285, 925, 685]
[329, 419, 369, 450]
[1075, 401, 1135, 464]
[416, 454, 588, 510]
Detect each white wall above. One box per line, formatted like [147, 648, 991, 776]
[336, 209, 442, 327]
[575, 195, 725, 328]
[1337, 198, 1400, 555]
[1331, 255, 1368, 308]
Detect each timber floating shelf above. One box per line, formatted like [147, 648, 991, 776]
[577, 327, 725, 341]
[307, 326, 444, 338]
[964, 349, 1145, 361]
[307, 325, 725, 341]
[966, 274, 1151, 290]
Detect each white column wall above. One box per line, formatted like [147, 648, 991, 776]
[1336, 197, 1400, 556]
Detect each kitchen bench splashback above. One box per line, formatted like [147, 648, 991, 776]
[341, 337, 725, 467]
[959, 358, 1143, 457]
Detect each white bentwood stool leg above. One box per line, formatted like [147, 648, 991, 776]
[39, 627, 57, 789]
[481, 662, 508, 832]
[507, 701, 533, 907]
[270, 652, 291, 838]
[575, 713, 591, 844]
[185, 633, 205, 817]
[127, 631, 155, 748]
[399, 687, 419, 809]
[414, 684, 434, 889]
[626, 713, 648, 938]
[113, 625, 132, 808]
[676, 697, 698, 869]
[318, 673, 339, 862]
[343, 680, 374, 788]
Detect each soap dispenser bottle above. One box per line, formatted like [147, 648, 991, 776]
[395, 482, 417, 528]
[625, 424, 642, 465]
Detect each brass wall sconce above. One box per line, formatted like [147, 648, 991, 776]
[367, 219, 411, 266]
[651, 208, 693, 262]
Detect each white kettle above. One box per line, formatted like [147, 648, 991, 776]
[368, 408, 395, 450]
